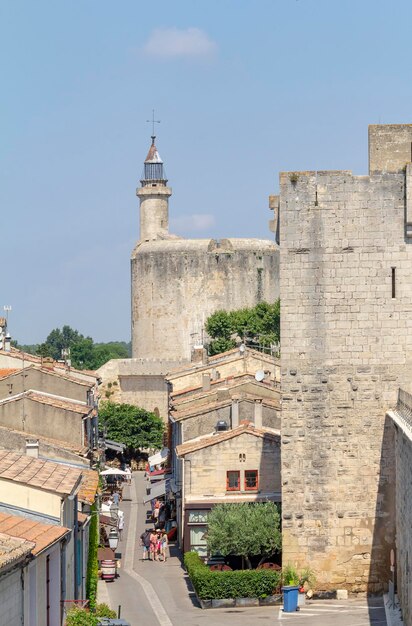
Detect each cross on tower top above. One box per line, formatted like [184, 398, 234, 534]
[146, 109, 161, 142]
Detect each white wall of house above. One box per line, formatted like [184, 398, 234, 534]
[0, 567, 23, 626]
[24, 544, 62, 626]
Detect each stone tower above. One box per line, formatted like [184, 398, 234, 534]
[279, 124, 412, 593]
[131, 136, 279, 364]
[137, 136, 172, 241]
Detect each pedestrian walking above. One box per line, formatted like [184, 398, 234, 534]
[112, 491, 120, 506]
[140, 529, 151, 561]
[118, 511, 124, 541]
[160, 529, 169, 562]
[149, 529, 158, 561]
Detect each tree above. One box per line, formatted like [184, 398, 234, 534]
[206, 502, 281, 569]
[205, 300, 280, 356]
[99, 401, 164, 450]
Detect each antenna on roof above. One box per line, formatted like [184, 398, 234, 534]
[255, 370, 265, 382]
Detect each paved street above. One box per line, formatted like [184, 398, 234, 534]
[98, 473, 387, 626]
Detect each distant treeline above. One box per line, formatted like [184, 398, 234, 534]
[14, 325, 131, 370]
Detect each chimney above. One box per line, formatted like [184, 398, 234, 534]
[4, 333, 11, 352]
[192, 347, 208, 364]
[254, 399, 263, 429]
[202, 373, 211, 391]
[41, 357, 54, 370]
[231, 399, 239, 428]
[26, 439, 39, 458]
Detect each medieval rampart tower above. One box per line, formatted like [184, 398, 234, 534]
[131, 136, 279, 363]
[280, 124, 412, 592]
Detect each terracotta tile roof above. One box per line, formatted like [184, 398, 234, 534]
[78, 469, 99, 505]
[0, 532, 34, 569]
[0, 513, 70, 556]
[171, 395, 280, 422]
[176, 424, 280, 457]
[167, 347, 278, 378]
[0, 348, 97, 378]
[78, 512, 88, 525]
[0, 364, 93, 388]
[0, 390, 91, 415]
[170, 372, 278, 400]
[0, 451, 82, 496]
[27, 391, 90, 414]
[0, 368, 19, 380]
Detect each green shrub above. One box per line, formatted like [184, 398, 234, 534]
[184, 551, 281, 599]
[95, 603, 117, 618]
[65, 607, 98, 626]
[86, 504, 99, 612]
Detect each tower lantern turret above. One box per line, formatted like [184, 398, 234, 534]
[137, 135, 172, 241]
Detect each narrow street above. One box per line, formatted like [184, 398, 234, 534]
[98, 472, 387, 626]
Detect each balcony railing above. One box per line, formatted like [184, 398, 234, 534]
[397, 389, 412, 424]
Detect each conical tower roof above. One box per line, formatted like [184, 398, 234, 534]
[145, 136, 163, 164]
[141, 136, 167, 186]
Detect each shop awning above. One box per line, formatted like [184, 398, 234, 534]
[148, 447, 169, 466]
[104, 439, 126, 452]
[143, 480, 167, 503]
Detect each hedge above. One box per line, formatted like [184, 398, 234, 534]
[184, 552, 281, 600]
[86, 503, 99, 612]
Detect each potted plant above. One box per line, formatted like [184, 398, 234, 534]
[298, 567, 316, 605]
[281, 565, 300, 612]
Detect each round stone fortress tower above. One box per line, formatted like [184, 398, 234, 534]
[131, 136, 279, 363]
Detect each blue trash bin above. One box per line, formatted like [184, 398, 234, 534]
[282, 585, 299, 612]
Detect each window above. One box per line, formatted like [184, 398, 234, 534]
[245, 470, 259, 491]
[190, 525, 208, 557]
[226, 470, 240, 491]
[188, 510, 209, 524]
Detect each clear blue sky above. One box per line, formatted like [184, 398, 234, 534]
[2, 0, 411, 344]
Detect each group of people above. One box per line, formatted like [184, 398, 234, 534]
[140, 528, 169, 562]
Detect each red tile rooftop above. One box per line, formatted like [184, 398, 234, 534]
[0, 512, 70, 556]
[0, 532, 34, 569]
[0, 451, 82, 496]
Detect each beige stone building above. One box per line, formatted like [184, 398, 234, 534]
[279, 123, 412, 593]
[176, 423, 280, 554]
[0, 390, 95, 452]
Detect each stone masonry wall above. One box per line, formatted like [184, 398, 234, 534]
[280, 165, 412, 592]
[183, 432, 281, 501]
[394, 418, 412, 626]
[131, 238, 279, 362]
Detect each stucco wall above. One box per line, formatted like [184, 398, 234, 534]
[183, 432, 281, 502]
[280, 154, 412, 591]
[0, 369, 90, 402]
[0, 481, 61, 520]
[180, 400, 280, 441]
[131, 238, 279, 362]
[0, 398, 84, 446]
[0, 425, 89, 466]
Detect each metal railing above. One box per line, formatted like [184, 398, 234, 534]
[395, 388, 412, 430]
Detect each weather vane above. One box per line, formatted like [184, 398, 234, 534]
[147, 109, 161, 137]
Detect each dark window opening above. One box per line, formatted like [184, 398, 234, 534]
[226, 470, 240, 491]
[245, 470, 259, 491]
[392, 267, 396, 299]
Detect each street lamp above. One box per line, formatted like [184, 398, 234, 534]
[108, 527, 119, 551]
[110, 503, 119, 522]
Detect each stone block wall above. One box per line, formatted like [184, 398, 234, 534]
[280, 161, 412, 591]
[392, 409, 412, 626]
[183, 432, 281, 501]
[131, 238, 279, 361]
